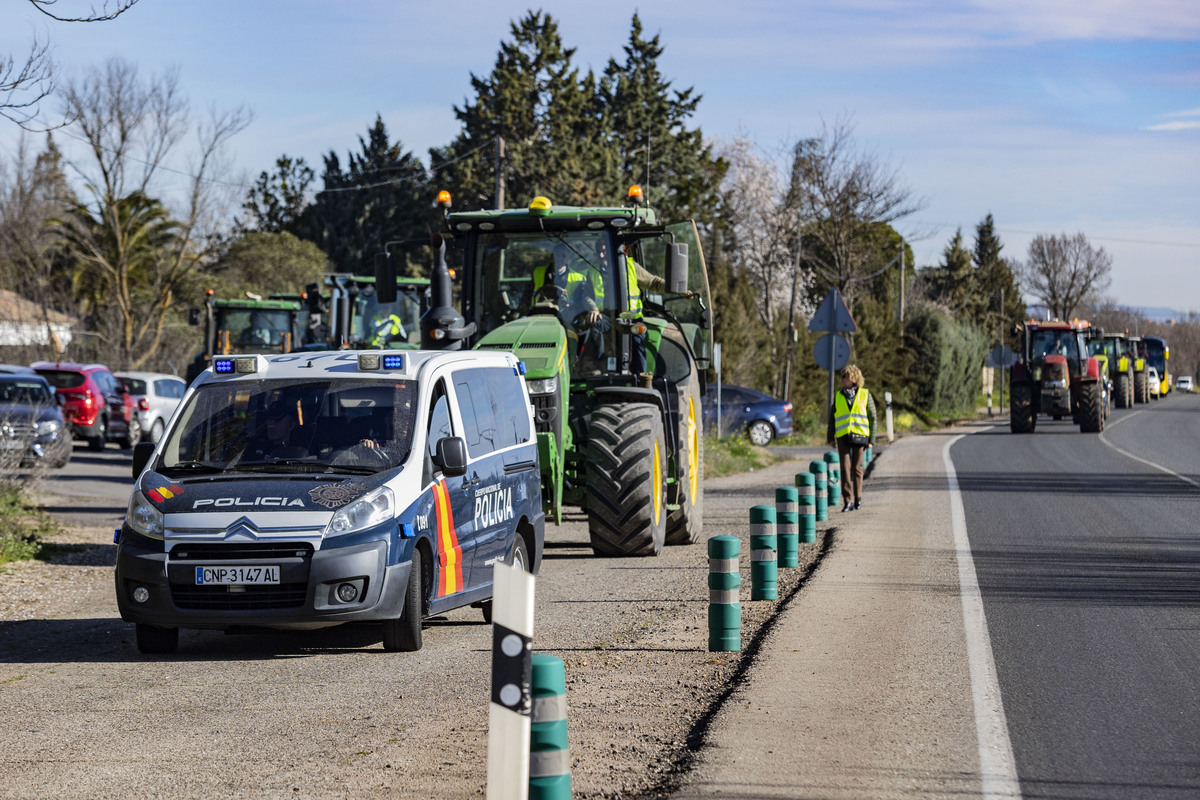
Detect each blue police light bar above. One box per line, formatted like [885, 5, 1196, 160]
[213, 357, 258, 374]
[382, 354, 404, 370]
[517, 361, 527, 375]
[358, 353, 404, 371]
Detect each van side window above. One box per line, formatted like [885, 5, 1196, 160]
[486, 368, 530, 446]
[426, 381, 453, 460]
[455, 371, 498, 458]
[452, 367, 530, 456]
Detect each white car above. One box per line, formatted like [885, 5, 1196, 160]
[1147, 367, 1160, 399]
[1177, 376, 1193, 392]
[116, 371, 187, 443]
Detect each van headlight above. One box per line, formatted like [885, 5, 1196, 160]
[126, 492, 164, 539]
[325, 486, 395, 538]
[526, 376, 557, 395]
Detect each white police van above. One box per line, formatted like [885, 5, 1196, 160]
[115, 350, 543, 654]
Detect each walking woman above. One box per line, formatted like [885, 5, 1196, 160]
[826, 364, 877, 512]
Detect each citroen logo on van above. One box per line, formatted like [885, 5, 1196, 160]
[224, 517, 260, 541]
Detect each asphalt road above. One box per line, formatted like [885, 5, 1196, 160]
[951, 394, 1200, 799]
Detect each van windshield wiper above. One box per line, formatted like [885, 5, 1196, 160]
[160, 461, 224, 475]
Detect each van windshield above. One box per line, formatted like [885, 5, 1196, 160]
[157, 378, 418, 476]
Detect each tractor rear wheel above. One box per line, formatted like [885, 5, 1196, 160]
[586, 402, 667, 557]
[1134, 370, 1147, 404]
[1116, 374, 1132, 409]
[1010, 384, 1035, 433]
[1079, 381, 1104, 433]
[666, 380, 703, 547]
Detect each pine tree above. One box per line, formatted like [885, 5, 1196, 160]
[972, 213, 1023, 342]
[598, 13, 725, 223]
[296, 115, 431, 272]
[431, 11, 607, 210]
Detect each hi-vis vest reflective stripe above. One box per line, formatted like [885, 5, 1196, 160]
[626, 256, 643, 315]
[534, 264, 596, 301]
[834, 389, 870, 438]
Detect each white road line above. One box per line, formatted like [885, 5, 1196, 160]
[943, 434, 1023, 799]
[1100, 411, 1200, 489]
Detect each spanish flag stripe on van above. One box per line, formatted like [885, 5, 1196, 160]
[433, 479, 463, 596]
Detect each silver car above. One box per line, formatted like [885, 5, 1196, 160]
[116, 371, 187, 443]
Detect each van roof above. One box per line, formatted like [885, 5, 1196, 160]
[192, 349, 522, 386]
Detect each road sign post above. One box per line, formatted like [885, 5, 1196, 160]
[809, 288, 858, 423]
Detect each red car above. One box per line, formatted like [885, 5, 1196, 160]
[31, 361, 140, 450]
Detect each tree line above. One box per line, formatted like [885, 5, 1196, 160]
[2, 8, 1189, 425]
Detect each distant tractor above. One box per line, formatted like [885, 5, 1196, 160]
[1086, 331, 1135, 409]
[185, 292, 305, 382]
[1010, 319, 1105, 433]
[1128, 336, 1151, 403]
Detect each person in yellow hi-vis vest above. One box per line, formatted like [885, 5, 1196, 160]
[826, 364, 877, 512]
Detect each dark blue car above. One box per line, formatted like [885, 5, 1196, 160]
[702, 383, 794, 445]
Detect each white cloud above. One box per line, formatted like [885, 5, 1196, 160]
[1145, 121, 1200, 131]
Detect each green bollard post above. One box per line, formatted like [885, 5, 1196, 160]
[530, 653, 572, 800]
[810, 461, 828, 522]
[750, 505, 778, 601]
[708, 535, 741, 652]
[775, 487, 799, 568]
[795, 473, 817, 543]
[824, 451, 841, 507]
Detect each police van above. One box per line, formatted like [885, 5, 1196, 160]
[115, 350, 543, 654]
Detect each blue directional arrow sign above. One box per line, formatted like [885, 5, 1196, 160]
[808, 288, 858, 333]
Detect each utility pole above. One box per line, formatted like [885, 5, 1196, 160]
[494, 136, 505, 210]
[898, 244, 905, 325]
[783, 239, 803, 402]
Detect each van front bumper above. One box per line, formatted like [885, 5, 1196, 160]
[115, 537, 411, 630]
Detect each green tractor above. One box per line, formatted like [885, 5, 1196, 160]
[1086, 330, 1135, 409]
[185, 292, 306, 382]
[376, 188, 712, 556]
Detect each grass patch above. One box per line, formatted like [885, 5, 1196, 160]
[0, 487, 61, 566]
[704, 435, 791, 478]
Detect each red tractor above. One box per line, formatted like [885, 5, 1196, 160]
[1010, 319, 1105, 434]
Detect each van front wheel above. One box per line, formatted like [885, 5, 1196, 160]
[383, 548, 424, 652]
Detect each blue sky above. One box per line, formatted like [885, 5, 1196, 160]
[2, 0, 1197, 311]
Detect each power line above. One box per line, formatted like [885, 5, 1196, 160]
[908, 220, 1200, 250]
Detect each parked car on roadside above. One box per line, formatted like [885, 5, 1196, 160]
[1176, 376, 1193, 392]
[0, 364, 34, 374]
[0, 373, 72, 469]
[701, 383, 794, 445]
[116, 371, 187, 444]
[32, 361, 139, 450]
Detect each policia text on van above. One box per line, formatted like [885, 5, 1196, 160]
[115, 350, 543, 654]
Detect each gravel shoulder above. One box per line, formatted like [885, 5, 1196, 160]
[0, 455, 841, 800]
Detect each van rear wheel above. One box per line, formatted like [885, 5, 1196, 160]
[383, 548, 424, 652]
[480, 535, 530, 623]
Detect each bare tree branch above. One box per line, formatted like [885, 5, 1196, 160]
[1018, 232, 1112, 320]
[787, 116, 926, 305]
[2, 1, 138, 128]
[29, 0, 138, 22]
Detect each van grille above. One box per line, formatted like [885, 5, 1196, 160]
[169, 542, 313, 561]
[170, 584, 308, 610]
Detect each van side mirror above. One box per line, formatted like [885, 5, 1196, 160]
[132, 441, 156, 480]
[666, 242, 689, 294]
[433, 436, 468, 477]
[374, 252, 397, 304]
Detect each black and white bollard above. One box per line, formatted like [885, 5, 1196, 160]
[487, 562, 535, 800]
